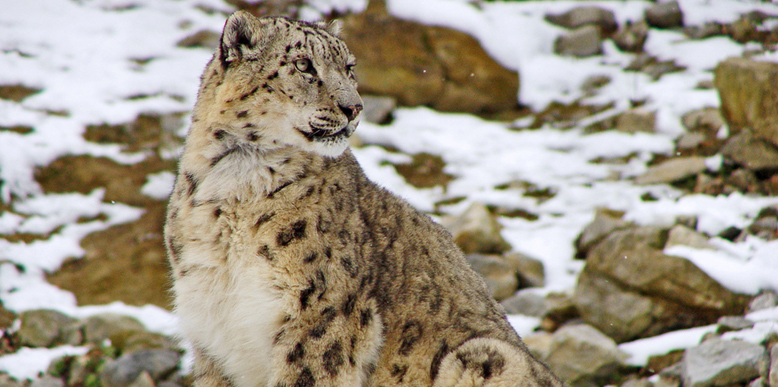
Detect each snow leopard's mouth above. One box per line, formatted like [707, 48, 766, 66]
[298, 125, 352, 142]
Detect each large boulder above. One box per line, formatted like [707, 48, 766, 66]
[682, 338, 766, 387]
[341, 5, 519, 114]
[715, 57, 778, 147]
[544, 324, 630, 387]
[574, 226, 751, 342]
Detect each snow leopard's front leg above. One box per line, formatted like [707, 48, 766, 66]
[269, 290, 383, 387]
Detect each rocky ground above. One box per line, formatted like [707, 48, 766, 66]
[2, 1, 778, 387]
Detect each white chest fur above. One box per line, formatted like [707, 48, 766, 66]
[174, 248, 283, 387]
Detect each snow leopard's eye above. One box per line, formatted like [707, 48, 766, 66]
[295, 59, 316, 75]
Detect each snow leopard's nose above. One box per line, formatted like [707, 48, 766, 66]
[339, 103, 363, 122]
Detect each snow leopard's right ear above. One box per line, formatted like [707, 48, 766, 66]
[219, 11, 261, 67]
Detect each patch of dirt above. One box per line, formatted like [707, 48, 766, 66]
[393, 152, 455, 189]
[0, 126, 33, 135]
[84, 113, 185, 154]
[528, 100, 614, 130]
[0, 84, 41, 102]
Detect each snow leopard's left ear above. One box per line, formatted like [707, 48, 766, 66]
[316, 20, 343, 37]
[220, 10, 262, 67]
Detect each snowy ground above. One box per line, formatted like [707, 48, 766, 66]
[2, 0, 778, 379]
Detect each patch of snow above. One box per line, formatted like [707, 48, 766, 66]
[141, 171, 177, 200]
[618, 325, 717, 366]
[0, 345, 90, 381]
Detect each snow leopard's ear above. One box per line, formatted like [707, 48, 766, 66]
[220, 10, 261, 67]
[327, 20, 343, 37]
[315, 19, 343, 37]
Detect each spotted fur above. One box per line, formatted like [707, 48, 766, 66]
[165, 10, 565, 387]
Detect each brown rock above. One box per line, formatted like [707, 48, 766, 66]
[616, 108, 655, 133]
[613, 21, 649, 52]
[341, 8, 519, 114]
[545, 6, 618, 35]
[715, 57, 778, 146]
[574, 226, 751, 342]
[503, 251, 545, 288]
[645, 1, 684, 29]
[442, 202, 512, 255]
[554, 25, 602, 58]
[544, 324, 630, 387]
[575, 208, 632, 257]
[721, 130, 778, 171]
[634, 156, 707, 185]
[465, 254, 518, 301]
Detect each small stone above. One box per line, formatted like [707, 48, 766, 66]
[647, 350, 685, 375]
[503, 252, 545, 288]
[542, 293, 580, 332]
[716, 316, 755, 334]
[176, 30, 220, 49]
[500, 290, 546, 317]
[616, 108, 656, 133]
[645, 1, 684, 29]
[442, 202, 512, 255]
[620, 377, 653, 387]
[545, 324, 630, 387]
[677, 132, 706, 149]
[635, 156, 707, 185]
[749, 291, 778, 314]
[84, 313, 146, 345]
[666, 224, 712, 250]
[360, 95, 396, 124]
[580, 75, 611, 95]
[544, 6, 618, 35]
[684, 23, 724, 40]
[726, 169, 760, 193]
[115, 331, 178, 354]
[749, 216, 778, 239]
[554, 25, 602, 58]
[612, 21, 649, 52]
[721, 130, 778, 171]
[30, 376, 64, 387]
[682, 108, 724, 133]
[465, 254, 518, 301]
[683, 338, 766, 387]
[18, 309, 78, 348]
[523, 331, 553, 360]
[101, 349, 180, 387]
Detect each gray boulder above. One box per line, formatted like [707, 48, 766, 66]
[83, 313, 146, 345]
[574, 226, 751, 342]
[575, 209, 632, 257]
[634, 156, 707, 185]
[683, 338, 766, 387]
[545, 6, 618, 35]
[544, 324, 629, 387]
[645, 1, 684, 29]
[101, 349, 180, 387]
[18, 309, 79, 348]
[441, 202, 511, 255]
[721, 130, 778, 171]
[503, 251, 546, 288]
[612, 21, 649, 52]
[465, 254, 518, 301]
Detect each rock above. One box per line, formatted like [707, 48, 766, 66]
[465, 254, 518, 301]
[500, 290, 546, 317]
[442, 202, 511, 255]
[575, 209, 632, 257]
[682, 108, 724, 133]
[749, 291, 778, 313]
[18, 309, 78, 348]
[635, 156, 707, 185]
[715, 57, 778, 147]
[574, 226, 751, 342]
[684, 23, 725, 40]
[360, 95, 396, 124]
[721, 130, 778, 171]
[581, 75, 611, 95]
[113, 330, 178, 354]
[682, 338, 766, 387]
[544, 324, 629, 387]
[615, 108, 655, 133]
[620, 377, 653, 387]
[30, 376, 64, 387]
[0, 301, 16, 330]
[0, 374, 22, 387]
[83, 313, 146, 345]
[645, 1, 684, 29]
[554, 25, 602, 58]
[540, 292, 580, 332]
[129, 372, 155, 387]
[503, 252, 545, 288]
[176, 30, 220, 49]
[725, 169, 760, 193]
[665, 224, 712, 250]
[748, 215, 778, 240]
[544, 6, 618, 35]
[612, 21, 649, 52]
[769, 345, 778, 387]
[647, 350, 685, 376]
[523, 331, 553, 360]
[341, 8, 519, 114]
[716, 316, 755, 334]
[101, 349, 180, 387]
